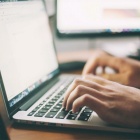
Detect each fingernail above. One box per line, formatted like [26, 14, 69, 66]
[66, 106, 68, 111]
[72, 109, 76, 114]
[72, 110, 74, 113]
[66, 106, 70, 111]
[62, 103, 65, 108]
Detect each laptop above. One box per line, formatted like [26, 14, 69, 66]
[0, 0, 140, 133]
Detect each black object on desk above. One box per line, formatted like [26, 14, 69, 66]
[59, 61, 86, 72]
[0, 113, 10, 140]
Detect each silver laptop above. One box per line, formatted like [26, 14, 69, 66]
[0, 0, 140, 133]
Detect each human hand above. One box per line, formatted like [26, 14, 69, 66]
[82, 50, 140, 88]
[63, 75, 140, 128]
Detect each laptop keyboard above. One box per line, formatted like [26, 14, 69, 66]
[27, 77, 93, 121]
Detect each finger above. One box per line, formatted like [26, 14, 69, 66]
[82, 52, 119, 75]
[102, 66, 106, 74]
[63, 78, 82, 108]
[83, 74, 109, 86]
[72, 94, 105, 113]
[63, 78, 103, 108]
[66, 85, 105, 110]
[99, 73, 126, 85]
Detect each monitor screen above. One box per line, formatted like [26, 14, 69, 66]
[56, 0, 140, 37]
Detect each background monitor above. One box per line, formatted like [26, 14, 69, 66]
[56, 0, 140, 37]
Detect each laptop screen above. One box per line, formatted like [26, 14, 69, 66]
[0, 0, 59, 107]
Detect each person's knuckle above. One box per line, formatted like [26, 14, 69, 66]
[104, 90, 116, 101]
[73, 78, 82, 85]
[75, 85, 84, 93]
[94, 56, 100, 62]
[81, 94, 90, 103]
[104, 101, 116, 113]
[104, 86, 113, 93]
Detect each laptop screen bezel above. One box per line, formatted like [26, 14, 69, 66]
[0, 0, 61, 118]
[0, 69, 60, 118]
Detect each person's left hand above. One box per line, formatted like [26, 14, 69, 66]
[63, 75, 140, 128]
[82, 50, 140, 88]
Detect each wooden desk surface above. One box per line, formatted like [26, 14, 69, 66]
[8, 123, 140, 140]
[1, 50, 140, 140]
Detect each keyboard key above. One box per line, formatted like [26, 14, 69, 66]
[59, 100, 63, 103]
[47, 102, 54, 106]
[54, 105, 61, 109]
[80, 112, 91, 117]
[57, 102, 63, 106]
[78, 107, 92, 121]
[45, 104, 52, 107]
[28, 112, 35, 116]
[61, 108, 69, 112]
[38, 109, 48, 113]
[32, 108, 39, 112]
[51, 98, 58, 102]
[78, 116, 89, 121]
[48, 101, 55, 104]
[54, 95, 61, 98]
[34, 113, 45, 117]
[61, 108, 66, 111]
[67, 115, 76, 120]
[56, 111, 68, 119]
[58, 91, 64, 95]
[39, 101, 44, 105]
[50, 108, 60, 112]
[45, 112, 57, 118]
[42, 105, 51, 110]
[37, 104, 42, 108]
[69, 111, 79, 116]
[83, 108, 93, 113]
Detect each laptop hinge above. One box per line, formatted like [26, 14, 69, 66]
[19, 77, 59, 111]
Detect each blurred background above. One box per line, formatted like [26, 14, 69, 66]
[46, 0, 140, 59]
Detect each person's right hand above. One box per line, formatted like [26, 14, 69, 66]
[82, 50, 140, 88]
[63, 75, 140, 128]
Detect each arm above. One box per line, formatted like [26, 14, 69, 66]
[82, 50, 140, 88]
[63, 75, 140, 128]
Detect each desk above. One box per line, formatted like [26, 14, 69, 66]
[1, 50, 140, 140]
